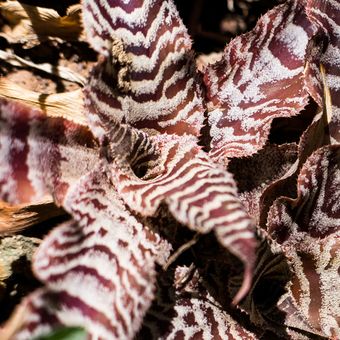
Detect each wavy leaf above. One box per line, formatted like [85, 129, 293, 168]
[267, 145, 340, 338]
[204, 0, 316, 163]
[109, 133, 257, 303]
[228, 143, 298, 223]
[3, 169, 170, 340]
[82, 0, 205, 139]
[0, 98, 98, 205]
[82, 0, 257, 303]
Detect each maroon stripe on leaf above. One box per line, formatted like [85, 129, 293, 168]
[204, 0, 317, 163]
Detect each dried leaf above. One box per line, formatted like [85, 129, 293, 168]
[0, 2, 83, 41]
[0, 81, 87, 125]
[0, 198, 64, 234]
[0, 50, 86, 86]
[305, 0, 340, 142]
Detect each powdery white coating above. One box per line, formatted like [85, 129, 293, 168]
[14, 169, 171, 339]
[267, 146, 340, 338]
[123, 76, 197, 124]
[110, 133, 256, 272]
[83, 0, 205, 136]
[204, 0, 315, 163]
[130, 49, 189, 92]
[277, 23, 309, 59]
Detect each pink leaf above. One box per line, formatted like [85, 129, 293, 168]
[10, 169, 170, 339]
[204, 0, 316, 163]
[82, 0, 205, 138]
[0, 99, 98, 205]
[267, 145, 340, 338]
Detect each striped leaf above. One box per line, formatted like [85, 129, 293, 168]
[83, 0, 205, 140]
[81, 0, 258, 302]
[109, 133, 257, 303]
[204, 0, 316, 163]
[267, 145, 340, 338]
[0, 98, 98, 205]
[10, 170, 170, 339]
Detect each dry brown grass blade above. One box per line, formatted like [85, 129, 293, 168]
[0, 79, 87, 125]
[0, 50, 86, 85]
[0, 198, 65, 234]
[320, 64, 333, 125]
[0, 2, 83, 41]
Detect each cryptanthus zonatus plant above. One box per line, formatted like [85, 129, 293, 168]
[0, 0, 339, 339]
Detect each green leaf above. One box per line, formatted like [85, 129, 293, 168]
[34, 327, 87, 340]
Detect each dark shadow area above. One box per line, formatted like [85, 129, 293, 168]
[269, 99, 318, 145]
[21, 213, 70, 239]
[175, 0, 282, 53]
[0, 255, 41, 323]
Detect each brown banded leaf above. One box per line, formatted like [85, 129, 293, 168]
[267, 145, 340, 338]
[109, 133, 257, 303]
[0, 98, 98, 205]
[82, 0, 205, 139]
[204, 0, 316, 163]
[5, 169, 170, 340]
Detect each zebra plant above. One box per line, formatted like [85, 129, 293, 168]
[0, 0, 339, 339]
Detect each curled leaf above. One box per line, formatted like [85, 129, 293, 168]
[0, 2, 83, 41]
[0, 50, 86, 86]
[0, 98, 98, 204]
[204, 0, 316, 163]
[267, 145, 340, 338]
[83, 0, 205, 139]
[109, 133, 257, 303]
[4, 170, 170, 339]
